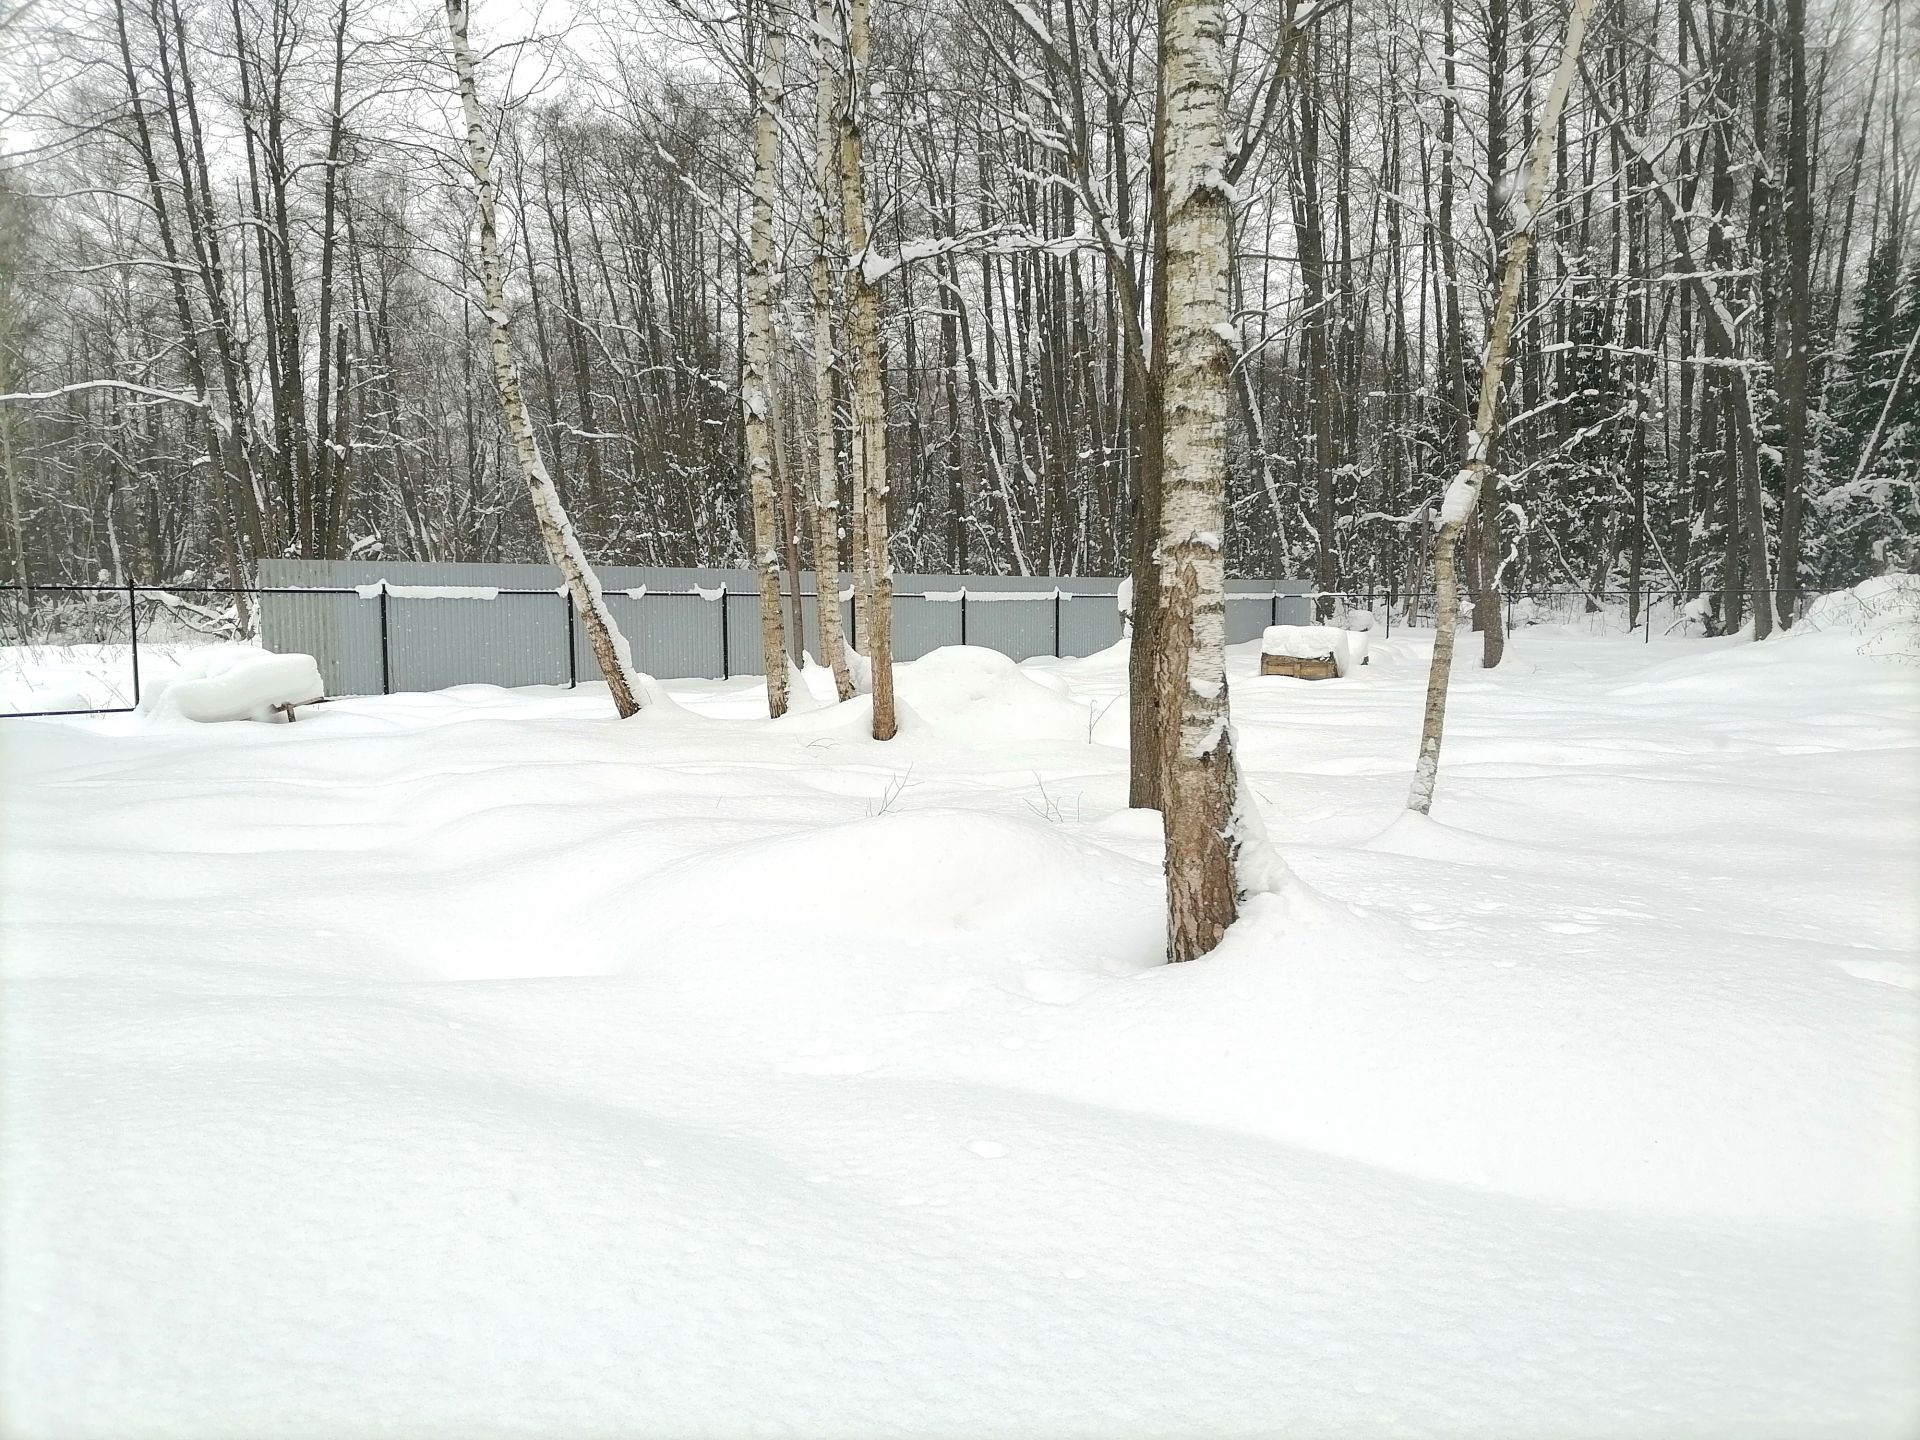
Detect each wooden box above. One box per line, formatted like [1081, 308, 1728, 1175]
[1260, 651, 1339, 680]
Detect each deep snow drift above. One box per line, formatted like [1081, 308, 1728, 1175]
[1, 625, 1915, 1437]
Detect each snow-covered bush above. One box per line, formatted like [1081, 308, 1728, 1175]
[1797, 574, 1920, 663]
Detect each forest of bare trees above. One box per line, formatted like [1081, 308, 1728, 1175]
[0, 0, 1915, 637]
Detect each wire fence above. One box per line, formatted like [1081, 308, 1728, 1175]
[1356, 584, 1824, 638]
[0, 579, 1831, 719]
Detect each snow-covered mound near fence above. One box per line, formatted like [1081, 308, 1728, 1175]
[139, 644, 322, 722]
[1798, 573, 1920, 661]
[892, 644, 1094, 743]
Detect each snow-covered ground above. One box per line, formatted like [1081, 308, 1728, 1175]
[2, 622, 1916, 1437]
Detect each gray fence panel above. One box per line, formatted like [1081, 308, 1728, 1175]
[1059, 593, 1124, 657]
[390, 591, 563, 692]
[959, 597, 1053, 662]
[890, 593, 965, 661]
[616, 592, 721, 679]
[257, 561, 1308, 696]
[1225, 594, 1276, 646]
[258, 585, 381, 697]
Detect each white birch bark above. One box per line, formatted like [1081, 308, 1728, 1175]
[1408, 0, 1597, 813]
[1156, 0, 1238, 962]
[744, 14, 791, 718]
[837, 0, 897, 740]
[810, 0, 856, 703]
[445, 0, 644, 718]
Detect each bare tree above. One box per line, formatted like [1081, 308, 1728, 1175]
[810, 0, 857, 703]
[1409, 0, 1598, 816]
[445, 0, 645, 717]
[836, 0, 897, 739]
[743, 5, 792, 716]
[2, 0, 1909, 616]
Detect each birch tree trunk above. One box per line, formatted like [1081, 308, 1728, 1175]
[810, 0, 857, 703]
[1409, 0, 1596, 814]
[838, 0, 898, 740]
[744, 12, 791, 717]
[1156, 0, 1238, 963]
[445, 0, 645, 718]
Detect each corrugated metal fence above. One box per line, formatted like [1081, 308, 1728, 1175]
[258, 560, 1315, 697]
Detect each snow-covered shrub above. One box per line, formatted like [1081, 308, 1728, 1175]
[1797, 574, 1920, 663]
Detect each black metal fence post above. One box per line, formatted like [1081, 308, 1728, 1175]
[959, 589, 967, 645]
[565, 591, 578, 686]
[378, 586, 391, 695]
[1053, 588, 1062, 656]
[719, 585, 731, 679]
[849, 586, 858, 651]
[127, 576, 140, 707]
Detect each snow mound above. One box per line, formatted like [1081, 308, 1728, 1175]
[139, 645, 323, 722]
[1798, 574, 1920, 662]
[892, 645, 1093, 743]
[626, 808, 1157, 961]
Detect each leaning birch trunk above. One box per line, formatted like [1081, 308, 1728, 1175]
[1408, 0, 1596, 813]
[809, 0, 856, 703]
[838, 0, 897, 740]
[445, 0, 643, 718]
[743, 14, 791, 718]
[1156, 0, 1238, 962]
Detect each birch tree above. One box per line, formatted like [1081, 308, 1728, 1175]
[810, 0, 857, 703]
[836, 0, 898, 740]
[1156, 0, 1239, 962]
[743, 7, 792, 717]
[1408, 0, 1598, 816]
[445, 0, 646, 718]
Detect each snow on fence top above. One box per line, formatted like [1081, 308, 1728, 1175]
[354, 582, 501, 601]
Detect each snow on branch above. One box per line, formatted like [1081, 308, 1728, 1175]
[0, 379, 208, 409]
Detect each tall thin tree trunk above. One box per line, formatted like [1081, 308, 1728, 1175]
[1410, 0, 1596, 814]
[1128, 5, 1172, 811]
[1775, 0, 1811, 622]
[446, 0, 644, 718]
[744, 12, 791, 716]
[1157, 0, 1239, 962]
[810, 0, 856, 702]
[1474, 0, 1510, 667]
[838, 0, 896, 739]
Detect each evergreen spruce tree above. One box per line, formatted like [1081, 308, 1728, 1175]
[1821, 241, 1919, 582]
